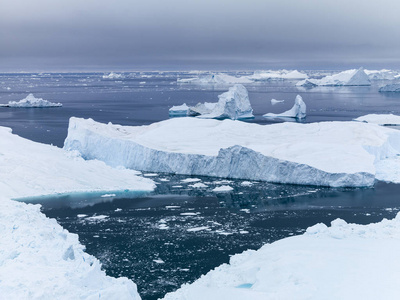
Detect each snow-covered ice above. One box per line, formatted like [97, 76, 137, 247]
[247, 70, 308, 81]
[64, 116, 400, 187]
[177, 73, 252, 84]
[354, 114, 400, 126]
[162, 214, 400, 300]
[365, 69, 398, 80]
[0, 198, 141, 300]
[296, 68, 371, 87]
[212, 186, 234, 192]
[102, 72, 124, 79]
[264, 95, 306, 119]
[379, 83, 400, 92]
[0, 94, 62, 108]
[174, 85, 253, 120]
[169, 103, 189, 116]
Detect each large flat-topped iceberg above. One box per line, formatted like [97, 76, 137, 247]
[0, 126, 155, 199]
[162, 214, 400, 300]
[178, 73, 252, 84]
[64, 117, 400, 187]
[0, 94, 62, 108]
[297, 68, 371, 87]
[248, 70, 308, 81]
[354, 114, 400, 126]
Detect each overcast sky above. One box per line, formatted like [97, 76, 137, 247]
[1, 0, 400, 71]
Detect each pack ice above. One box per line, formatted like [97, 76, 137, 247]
[162, 214, 400, 300]
[0, 126, 155, 299]
[64, 117, 400, 187]
[0, 93, 62, 108]
[296, 68, 371, 87]
[170, 84, 254, 120]
[264, 95, 306, 119]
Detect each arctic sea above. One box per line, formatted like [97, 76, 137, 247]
[2, 71, 400, 299]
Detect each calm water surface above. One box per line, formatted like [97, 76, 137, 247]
[3, 71, 400, 299]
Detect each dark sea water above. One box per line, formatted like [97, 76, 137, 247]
[3, 71, 400, 299]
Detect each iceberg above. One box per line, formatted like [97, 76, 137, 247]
[248, 70, 308, 81]
[354, 114, 400, 126]
[270, 99, 285, 105]
[0, 126, 155, 299]
[0, 94, 62, 108]
[102, 72, 124, 79]
[169, 103, 189, 117]
[172, 85, 253, 120]
[264, 95, 306, 119]
[198, 84, 254, 119]
[162, 214, 400, 300]
[297, 68, 371, 86]
[177, 73, 252, 84]
[379, 83, 400, 92]
[365, 69, 399, 80]
[64, 117, 400, 187]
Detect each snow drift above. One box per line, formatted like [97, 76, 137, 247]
[0, 94, 62, 108]
[264, 95, 306, 119]
[296, 68, 370, 87]
[64, 117, 400, 187]
[162, 214, 400, 300]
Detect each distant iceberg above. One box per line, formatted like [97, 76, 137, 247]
[162, 214, 400, 300]
[169, 103, 190, 117]
[102, 72, 124, 79]
[354, 114, 400, 126]
[171, 84, 254, 120]
[365, 69, 399, 80]
[178, 73, 252, 84]
[64, 117, 400, 187]
[297, 68, 371, 87]
[248, 70, 308, 81]
[379, 83, 400, 92]
[264, 95, 306, 119]
[270, 99, 285, 105]
[0, 94, 62, 108]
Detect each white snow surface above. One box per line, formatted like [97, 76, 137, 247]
[177, 73, 252, 84]
[379, 83, 400, 92]
[264, 95, 306, 119]
[64, 116, 400, 187]
[162, 214, 400, 300]
[354, 114, 400, 126]
[0, 126, 156, 299]
[298, 68, 371, 86]
[102, 72, 124, 79]
[365, 69, 399, 80]
[1, 94, 62, 108]
[0, 197, 141, 300]
[247, 70, 308, 81]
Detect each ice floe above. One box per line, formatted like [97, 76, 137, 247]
[64, 116, 400, 187]
[0, 94, 62, 108]
[296, 68, 370, 87]
[270, 99, 285, 105]
[264, 95, 306, 119]
[102, 72, 124, 79]
[354, 114, 400, 126]
[162, 214, 400, 300]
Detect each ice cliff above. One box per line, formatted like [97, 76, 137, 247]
[64, 117, 400, 187]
